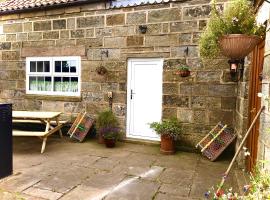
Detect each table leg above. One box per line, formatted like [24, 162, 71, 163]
[56, 117, 63, 138]
[41, 137, 47, 154]
[45, 119, 50, 132]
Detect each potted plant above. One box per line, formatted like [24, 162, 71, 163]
[176, 65, 190, 77]
[101, 127, 120, 148]
[150, 118, 182, 154]
[96, 110, 119, 146]
[199, 0, 265, 59]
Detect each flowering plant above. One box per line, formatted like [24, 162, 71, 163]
[99, 126, 120, 140]
[199, 0, 266, 58]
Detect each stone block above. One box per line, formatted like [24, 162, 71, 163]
[179, 84, 192, 95]
[82, 92, 104, 102]
[193, 110, 207, 123]
[86, 102, 108, 115]
[192, 32, 201, 44]
[163, 107, 177, 118]
[135, 24, 162, 35]
[71, 30, 85, 38]
[6, 34, 16, 41]
[177, 108, 193, 123]
[11, 42, 22, 50]
[111, 92, 126, 104]
[113, 26, 135, 36]
[53, 19, 66, 30]
[199, 20, 207, 30]
[221, 97, 236, 110]
[106, 14, 125, 26]
[207, 97, 221, 109]
[0, 35, 5, 42]
[145, 34, 178, 47]
[164, 59, 186, 69]
[196, 71, 221, 82]
[0, 42, 11, 50]
[171, 46, 199, 57]
[77, 16, 104, 28]
[192, 84, 208, 95]
[101, 83, 119, 91]
[64, 102, 85, 113]
[43, 31, 59, 39]
[163, 83, 179, 95]
[183, 5, 211, 20]
[60, 30, 70, 39]
[87, 49, 121, 61]
[179, 33, 192, 44]
[187, 58, 202, 69]
[202, 58, 228, 70]
[28, 32, 42, 41]
[148, 8, 181, 23]
[170, 21, 198, 32]
[104, 37, 126, 48]
[3, 23, 23, 33]
[77, 38, 103, 47]
[96, 27, 113, 37]
[209, 110, 234, 125]
[112, 104, 126, 117]
[81, 82, 101, 92]
[33, 21, 52, 31]
[42, 101, 64, 112]
[23, 22, 33, 32]
[191, 96, 206, 109]
[127, 36, 144, 46]
[17, 33, 27, 41]
[163, 95, 189, 107]
[2, 51, 19, 60]
[56, 39, 76, 46]
[208, 84, 236, 97]
[126, 12, 146, 25]
[85, 29, 94, 37]
[67, 18, 76, 29]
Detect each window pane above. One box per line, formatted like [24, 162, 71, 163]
[37, 77, 45, 91]
[55, 61, 61, 72]
[44, 61, 50, 72]
[29, 76, 37, 91]
[45, 77, 52, 91]
[69, 61, 77, 73]
[62, 77, 70, 92]
[71, 77, 78, 92]
[37, 61, 43, 72]
[54, 77, 62, 92]
[62, 61, 69, 73]
[30, 62, 36, 72]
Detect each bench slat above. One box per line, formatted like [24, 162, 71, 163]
[13, 120, 68, 125]
[13, 130, 48, 137]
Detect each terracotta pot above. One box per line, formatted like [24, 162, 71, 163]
[176, 70, 190, 77]
[160, 134, 175, 155]
[219, 34, 261, 59]
[104, 138, 116, 148]
[98, 133, 104, 144]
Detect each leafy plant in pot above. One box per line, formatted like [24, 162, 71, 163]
[100, 127, 120, 148]
[176, 65, 190, 77]
[150, 118, 182, 155]
[199, 0, 265, 60]
[96, 110, 119, 147]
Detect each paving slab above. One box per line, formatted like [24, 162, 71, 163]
[0, 136, 241, 200]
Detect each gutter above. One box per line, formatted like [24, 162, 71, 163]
[0, 0, 109, 15]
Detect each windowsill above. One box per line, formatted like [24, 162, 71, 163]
[25, 94, 82, 102]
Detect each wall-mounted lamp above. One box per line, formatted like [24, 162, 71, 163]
[138, 25, 147, 34]
[228, 59, 245, 82]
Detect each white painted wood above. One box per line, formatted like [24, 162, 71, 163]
[127, 58, 163, 141]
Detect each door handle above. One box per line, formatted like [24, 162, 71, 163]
[131, 89, 135, 99]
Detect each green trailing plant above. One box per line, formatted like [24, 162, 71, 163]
[96, 110, 119, 129]
[178, 65, 190, 71]
[149, 118, 182, 140]
[199, 0, 266, 58]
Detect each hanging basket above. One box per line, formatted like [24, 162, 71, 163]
[218, 34, 261, 59]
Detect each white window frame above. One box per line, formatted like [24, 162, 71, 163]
[26, 56, 81, 96]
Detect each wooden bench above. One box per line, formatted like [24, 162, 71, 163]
[12, 111, 67, 153]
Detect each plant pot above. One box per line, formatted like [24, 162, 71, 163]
[98, 133, 104, 144]
[176, 70, 190, 77]
[219, 34, 261, 59]
[104, 138, 116, 148]
[160, 135, 175, 155]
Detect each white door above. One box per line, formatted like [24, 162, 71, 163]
[126, 58, 163, 141]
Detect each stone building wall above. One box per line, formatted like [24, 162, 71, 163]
[0, 0, 236, 148]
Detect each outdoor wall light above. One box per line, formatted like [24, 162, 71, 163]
[228, 59, 245, 82]
[139, 25, 147, 34]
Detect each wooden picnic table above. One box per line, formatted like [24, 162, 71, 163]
[12, 111, 65, 153]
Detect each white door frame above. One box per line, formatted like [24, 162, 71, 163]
[126, 58, 163, 141]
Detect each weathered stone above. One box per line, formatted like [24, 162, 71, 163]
[221, 97, 236, 109]
[163, 95, 189, 107]
[179, 33, 192, 44]
[95, 27, 113, 37]
[43, 31, 59, 39]
[148, 8, 181, 23]
[113, 26, 135, 36]
[136, 24, 162, 35]
[28, 32, 42, 40]
[6, 34, 16, 41]
[77, 38, 103, 47]
[81, 82, 101, 92]
[64, 102, 85, 113]
[112, 104, 126, 116]
[11, 42, 22, 50]
[23, 187, 63, 200]
[60, 30, 70, 39]
[85, 102, 108, 114]
[164, 59, 186, 69]
[33, 21, 52, 31]
[126, 12, 146, 25]
[77, 16, 104, 28]
[191, 96, 206, 108]
[163, 107, 177, 118]
[53, 19, 66, 29]
[209, 110, 234, 125]
[106, 14, 125, 26]
[207, 97, 221, 109]
[67, 18, 76, 29]
[162, 23, 169, 33]
[16, 33, 27, 41]
[171, 46, 199, 57]
[192, 32, 201, 43]
[85, 28, 94, 37]
[127, 36, 144, 46]
[199, 20, 207, 30]
[191, 84, 208, 96]
[170, 21, 198, 32]
[56, 39, 76, 46]
[42, 101, 65, 112]
[183, 5, 211, 20]
[179, 84, 192, 95]
[3, 23, 23, 33]
[0, 35, 5, 42]
[208, 84, 236, 97]
[87, 49, 121, 60]
[177, 108, 193, 123]
[196, 71, 221, 82]
[163, 83, 179, 95]
[145, 34, 178, 47]
[2, 51, 19, 60]
[0, 42, 11, 50]
[104, 37, 126, 47]
[71, 29, 85, 38]
[23, 22, 32, 32]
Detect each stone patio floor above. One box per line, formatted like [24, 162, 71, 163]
[0, 136, 241, 200]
